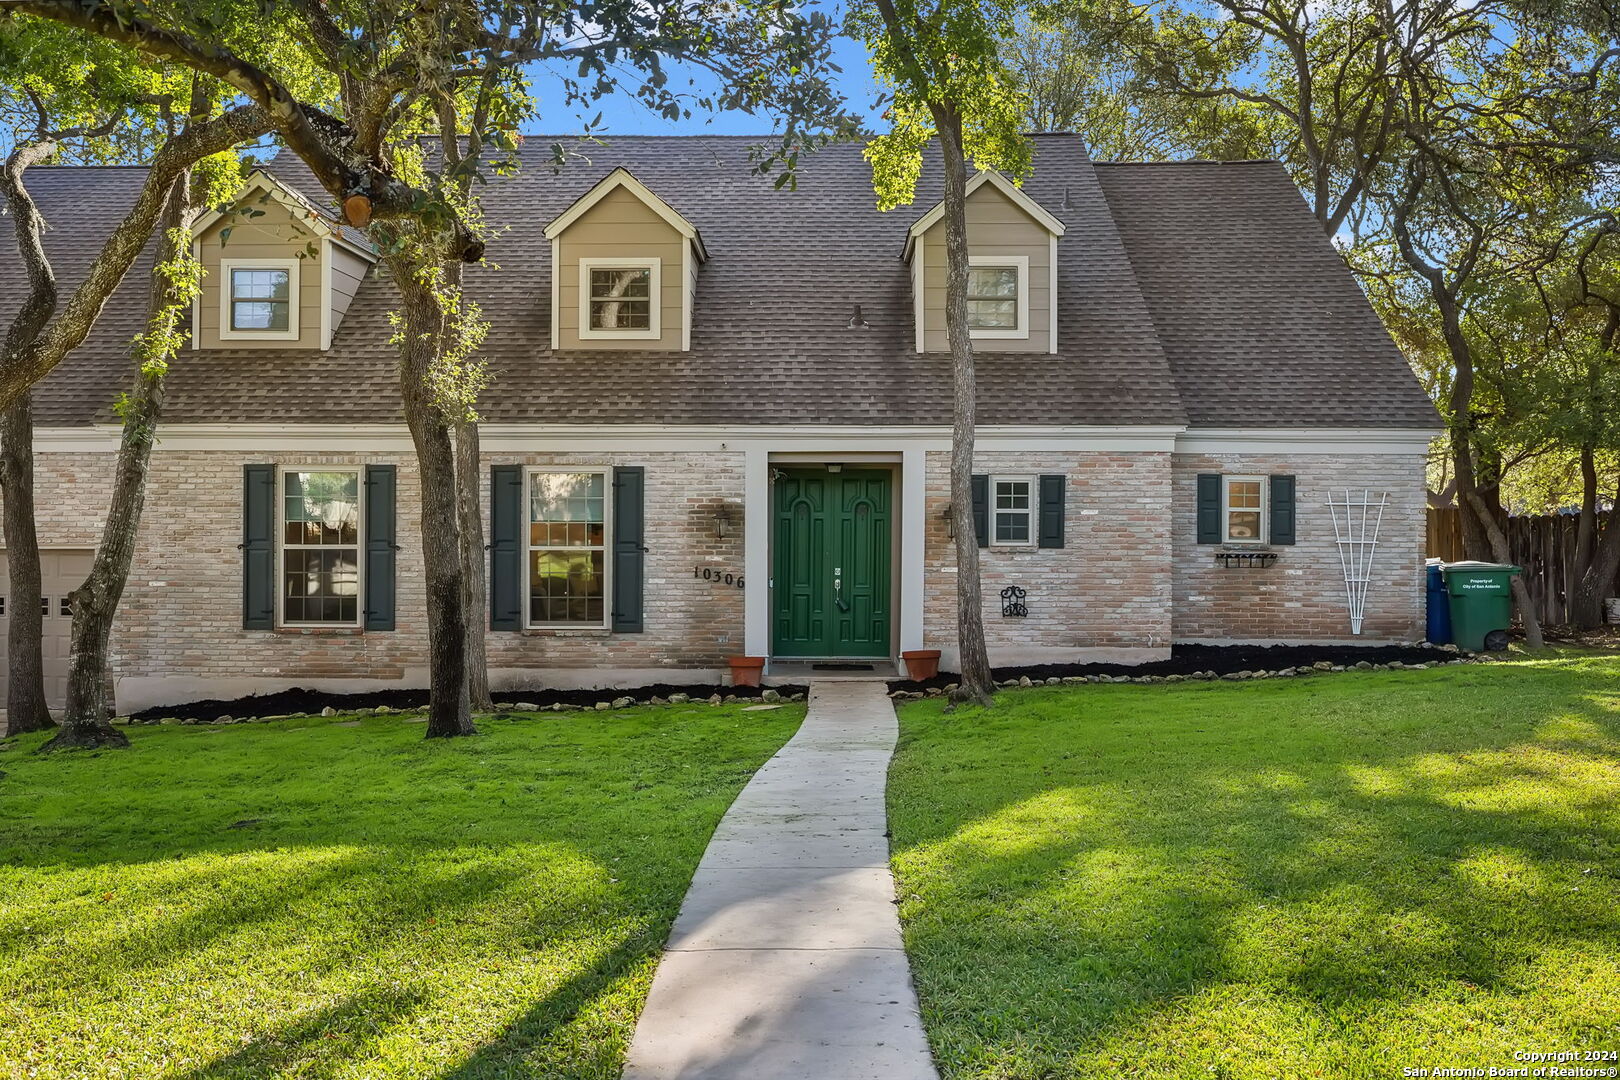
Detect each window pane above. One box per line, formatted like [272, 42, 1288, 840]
[282, 548, 359, 624]
[528, 549, 605, 625]
[968, 267, 1018, 298]
[1228, 481, 1262, 509]
[995, 512, 1030, 543]
[589, 268, 652, 330]
[231, 269, 291, 331]
[995, 480, 1030, 509]
[283, 472, 359, 546]
[967, 299, 1017, 329]
[1227, 511, 1262, 540]
[529, 473, 606, 532]
[233, 300, 289, 331]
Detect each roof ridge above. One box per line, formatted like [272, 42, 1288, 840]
[1093, 159, 1280, 166]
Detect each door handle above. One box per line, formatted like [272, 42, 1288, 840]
[833, 573, 850, 613]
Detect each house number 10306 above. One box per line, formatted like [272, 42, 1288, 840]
[694, 567, 744, 589]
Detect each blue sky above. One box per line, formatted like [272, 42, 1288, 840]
[521, 33, 884, 137]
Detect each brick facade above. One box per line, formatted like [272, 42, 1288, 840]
[5, 443, 1425, 710]
[1171, 452, 1427, 642]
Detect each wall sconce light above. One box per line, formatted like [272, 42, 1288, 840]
[941, 502, 955, 539]
[714, 504, 735, 541]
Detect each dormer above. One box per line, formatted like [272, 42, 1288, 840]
[544, 167, 707, 352]
[903, 171, 1066, 355]
[190, 170, 377, 351]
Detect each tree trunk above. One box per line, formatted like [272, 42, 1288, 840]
[1466, 489, 1544, 650]
[390, 263, 475, 738]
[0, 393, 54, 737]
[455, 418, 492, 711]
[1569, 477, 1620, 628]
[43, 176, 195, 752]
[931, 108, 995, 708]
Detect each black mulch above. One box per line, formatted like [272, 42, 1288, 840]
[889, 642, 1457, 692]
[128, 682, 809, 722]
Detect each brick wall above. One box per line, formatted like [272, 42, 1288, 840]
[922, 450, 1175, 660]
[1171, 452, 1427, 642]
[13, 449, 746, 706]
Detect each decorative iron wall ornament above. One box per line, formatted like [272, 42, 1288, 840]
[1001, 585, 1028, 617]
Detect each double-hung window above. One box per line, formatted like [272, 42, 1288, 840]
[966, 255, 1029, 339]
[579, 259, 660, 339]
[992, 476, 1034, 546]
[1223, 476, 1266, 544]
[280, 468, 361, 626]
[221, 259, 299, 339]
[527, 470, 610, 627]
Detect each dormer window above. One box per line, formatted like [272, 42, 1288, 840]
[966, 255, 1029, 339]
[582, 259, 660, 338]
[220, 258, 300, 341]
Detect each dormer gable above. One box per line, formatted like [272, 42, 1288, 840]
[190, 170, 377, 352]
[904, 171, 1066, 355]
[544, 167, 706, 352]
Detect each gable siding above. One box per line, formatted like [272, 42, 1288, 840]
[555, 185, 686, 351]
[920, 184, 1052, 354]
[194, 196, 324, 351]
[326, 243, 369, 347]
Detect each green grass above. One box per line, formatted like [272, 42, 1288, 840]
[889, 651, 1620, 1079]
[0, 702, 802, 1080]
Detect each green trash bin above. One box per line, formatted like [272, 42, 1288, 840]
[1442, 561, 1521, 652]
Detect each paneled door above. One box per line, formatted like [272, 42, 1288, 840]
[771, 468, 892, 658]
[0, 549, 95, 710]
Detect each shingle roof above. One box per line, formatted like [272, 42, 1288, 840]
[13, 135, 1435, 430]
[1093, 160, 1438, 428]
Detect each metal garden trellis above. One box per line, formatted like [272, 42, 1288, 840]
[1328, 489, 1388, 635]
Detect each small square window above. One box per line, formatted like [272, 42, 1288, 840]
[230, 268, 291, 331]
[967, 266, 1019, 330]
[59, 597, 72, 617]
[579, 260, 660, 339]
[992, 477, 1033, 545]
[1224, 477, 1266, 544]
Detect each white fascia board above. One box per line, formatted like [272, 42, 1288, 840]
[193, 170, 378, 263]
[903, 171, 1067, 260]
[1175, 427, 1441, 456]
[34, 423, 1188, 455]
[543, 167, 707, 259]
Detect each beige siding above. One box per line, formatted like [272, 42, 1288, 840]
[555, 185, 686, 351]
[195, 194, 324, 350]
[326, 242, 370, 347]
[920, 184, 1052, 353]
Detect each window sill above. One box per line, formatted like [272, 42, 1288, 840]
[275, 626, 365, 636]
[522, 627, 613, 637]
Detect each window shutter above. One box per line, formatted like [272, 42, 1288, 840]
[1038, 474, 1066, 549]
[1270, 474, 1297, 546]
[1196, 473, 1222, 545]
[489, 466, 523, 630]
[242, 465, 275, 629]
[612, 466, 646, 633]
[971, 474, 989, 548]
[363, 465, 397, 631]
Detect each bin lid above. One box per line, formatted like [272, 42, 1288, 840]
[1442, 561, 1520, 573]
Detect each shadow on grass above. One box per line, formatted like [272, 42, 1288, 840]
[888, 663, 1620, 1067]
[173, 986, 428, 1080]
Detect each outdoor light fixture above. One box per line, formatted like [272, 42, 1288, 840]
[846, 304, 869, 329]
[942, 502, 955, 539]
[713, 503, 735, 540]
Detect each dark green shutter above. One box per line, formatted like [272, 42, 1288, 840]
[1196, 473, 1222, 545]
[1270, 474, 1297, 545]
[242, 465, 275, 629]
[612, 466, 646, 633]
[1038, 474, 1066, 548]
[489, 466, 523, 630]
[971, 474, 989, 548]
[363, 465, 397, 630]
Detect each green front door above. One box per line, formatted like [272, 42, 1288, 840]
[772, 468, 892, 658]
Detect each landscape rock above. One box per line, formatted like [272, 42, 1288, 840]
[514, 702, 539, 712]
[668, 693, 690, 705]
[595, 702, 612, 711]
[320, 706, 337, 717]
[612, 697, 634, 709]
[761, 689, 781, 703]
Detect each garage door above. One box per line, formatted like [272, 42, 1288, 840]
[0, 549, 95, 710]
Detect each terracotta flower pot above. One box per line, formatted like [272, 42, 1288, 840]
[901, 649, 942, 681]
[727, 656, 767, 688]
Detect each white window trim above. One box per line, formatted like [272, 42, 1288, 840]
[967, 255, 1030, 340]
[276, 465, 363, 629]
[990, 474, 1036, 547]
[220, 258, 301, 341]
[1222, 474, 1268, 545]
[524, 466, 613, 630]
[578, 257, 661, 340]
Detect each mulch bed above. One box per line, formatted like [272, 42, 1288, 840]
[889, 642, 1457, 692]
[128, 681, 809, 723]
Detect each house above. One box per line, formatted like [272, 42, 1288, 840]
[0, 135, 1440, 713]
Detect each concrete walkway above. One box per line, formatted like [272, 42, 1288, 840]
[622, 682, 938, 1080]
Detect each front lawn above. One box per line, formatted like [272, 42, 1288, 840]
[889, 652, 1620, 1079]
[0, 703, 802, 1079]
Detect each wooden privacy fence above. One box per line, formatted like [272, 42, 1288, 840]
[1427, 507, 1619, 625]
